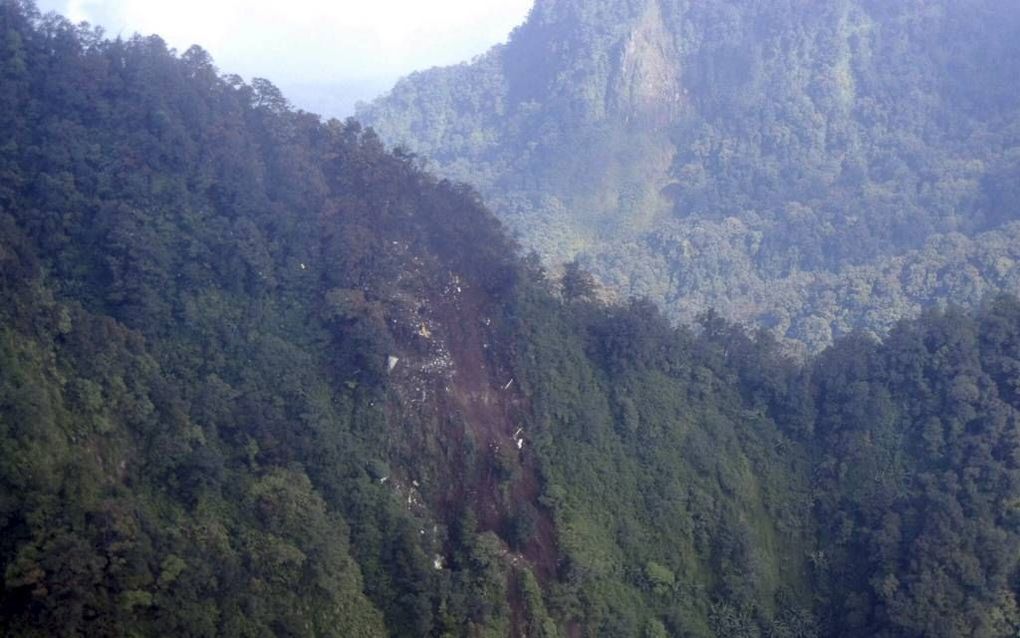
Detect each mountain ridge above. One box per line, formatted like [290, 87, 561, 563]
[359, 0, 1020, 353]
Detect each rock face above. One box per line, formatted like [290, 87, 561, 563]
[359, 0, 1020, 353]
[609, 1, 682, 126]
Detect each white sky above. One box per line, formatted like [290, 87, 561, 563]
[36, 0, 534, 115]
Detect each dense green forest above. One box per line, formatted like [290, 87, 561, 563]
[3, 1, 1020, 636]
[359, 0, 1020, 354]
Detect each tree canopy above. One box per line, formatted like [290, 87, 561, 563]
[2, 1, 1020, 636]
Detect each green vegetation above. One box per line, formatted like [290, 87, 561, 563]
[3, 2, 1020, 636]
[360, 0, 1020, 353]
[0, 2, 518, 634]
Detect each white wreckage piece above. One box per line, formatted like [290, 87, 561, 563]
[513, 427, 525, 450]
[387, 355, 400, 372]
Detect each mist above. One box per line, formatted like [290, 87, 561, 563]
[34, 0, 533, 117]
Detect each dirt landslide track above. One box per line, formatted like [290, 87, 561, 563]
[430, 277, 558, 583]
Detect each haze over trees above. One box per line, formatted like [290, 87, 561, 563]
[359, 0, 1020, 354]
[3, 1, 1020, 636]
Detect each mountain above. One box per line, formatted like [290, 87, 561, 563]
[358, 0, 1020, 353]
[4, 1, 1020, 636]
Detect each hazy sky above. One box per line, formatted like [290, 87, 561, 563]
[35, 0, 534, 116]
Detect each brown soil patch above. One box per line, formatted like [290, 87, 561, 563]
[429, 276, 558, 582]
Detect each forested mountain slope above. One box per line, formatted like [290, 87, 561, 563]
[359, 0, 1020, 353]
[3, 2, 1020, 637]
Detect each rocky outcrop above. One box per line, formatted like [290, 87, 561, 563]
[609, 0, 683, 127]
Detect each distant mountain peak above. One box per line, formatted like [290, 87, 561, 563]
[361, 0, 1020, 353]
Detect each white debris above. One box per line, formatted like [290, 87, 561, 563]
[517, 438, 524, 450]
[387, 356, 400, 372]
[412, 480, 420, 487]
[503, 379, 514, 391]
[433, 555, 444, 570]
[380, 476, 388, 484]
[514, 427, 525, 450]
[299, 263, 306, 270]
